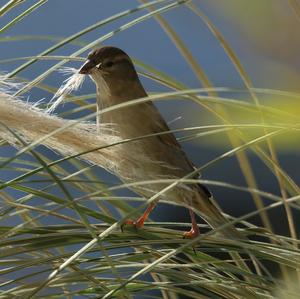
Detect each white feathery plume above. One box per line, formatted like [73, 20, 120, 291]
[46, 67, 85, 113]
[0, 74, 129, 175]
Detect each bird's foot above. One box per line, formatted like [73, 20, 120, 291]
[121, 203, 156, 232]
[121, 218, 145, 232]
[183, 227, 200, 239]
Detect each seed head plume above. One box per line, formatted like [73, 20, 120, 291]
[47, 67, 85, 113]
[0, 74, 149, 177]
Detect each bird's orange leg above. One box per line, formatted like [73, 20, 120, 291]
[183, 209, 200, 238]
[122, 202, 157, 231]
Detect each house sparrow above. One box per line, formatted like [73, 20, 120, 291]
[79, 46, 239, 238]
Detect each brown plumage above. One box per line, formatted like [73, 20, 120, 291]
[79, 46, 240, 238]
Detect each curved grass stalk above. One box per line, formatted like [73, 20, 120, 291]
[0, 0, 25, 17]
[188, 2, 298, 252]
[0, 0, 47, 34]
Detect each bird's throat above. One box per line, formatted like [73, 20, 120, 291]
[95, 77, 147, 108]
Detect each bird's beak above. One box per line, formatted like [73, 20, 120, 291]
[78, 60, 96, 74]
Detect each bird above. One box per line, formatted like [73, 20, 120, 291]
[78, 46, 240, 239]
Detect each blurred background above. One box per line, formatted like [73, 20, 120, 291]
[1, 0, 299, 234]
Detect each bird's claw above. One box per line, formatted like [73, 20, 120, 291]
[183, 228, 200, 239]
[121, 219, 143, 232]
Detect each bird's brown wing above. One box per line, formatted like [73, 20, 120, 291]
[145, 102, 192, 160]
[145, 102, 212, 198]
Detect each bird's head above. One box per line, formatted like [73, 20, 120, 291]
[79, 46, 145, 101]
[79, 46, 138, 81]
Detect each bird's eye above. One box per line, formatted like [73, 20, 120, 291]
[104, 61, 114, 68]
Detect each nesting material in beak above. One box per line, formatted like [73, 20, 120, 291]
[47, 67, 85, 113]
[79, 60, 96, 74]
